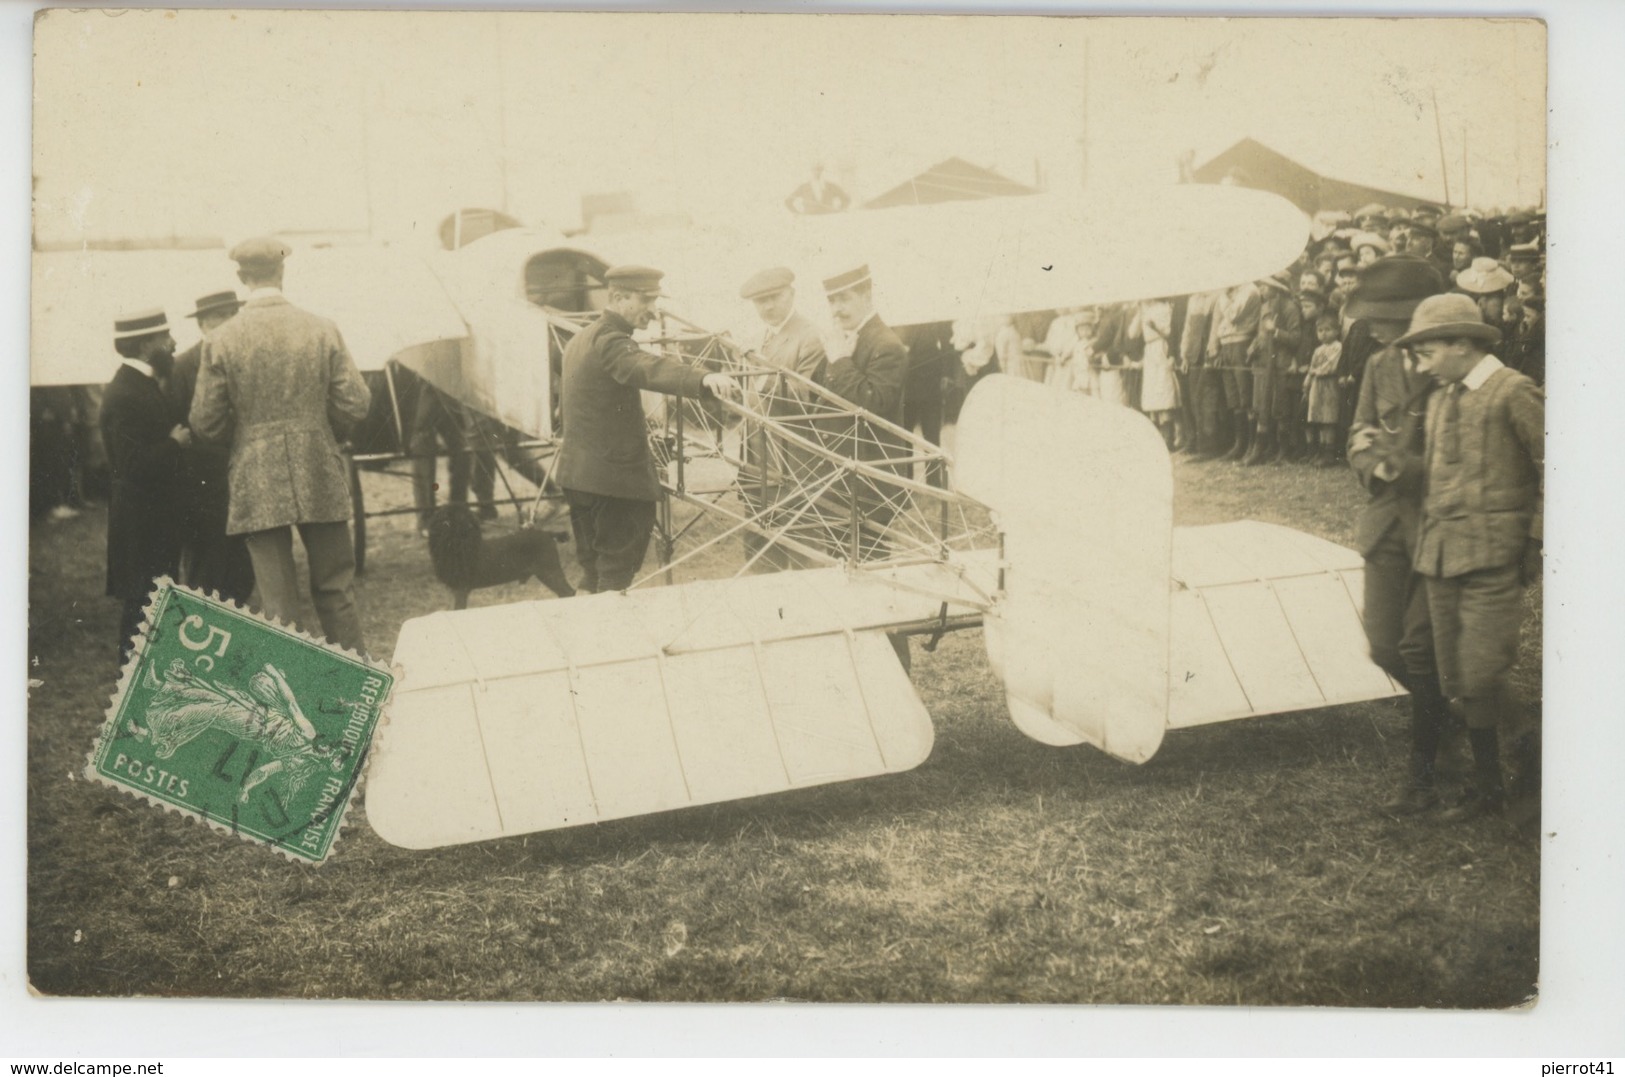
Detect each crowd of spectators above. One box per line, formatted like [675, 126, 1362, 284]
[941, 201, 1546, 467]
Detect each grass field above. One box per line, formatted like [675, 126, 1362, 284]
[25, 453, 1541, 1006]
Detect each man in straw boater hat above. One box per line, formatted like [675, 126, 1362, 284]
[555, 265, 740, 593]
[1343, 254, 1457, 817]
[820, 262, 909, 529]
[1402, 293, 1544, 827]
[190, 237, 373, 654]
[102, 307, 189, 662]
[165, 290, 254, 605]
[820, 261, 913, 670]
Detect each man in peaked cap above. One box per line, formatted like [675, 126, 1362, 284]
[191, 236, 373, 654]
[102, 307, 188, 662]
[1506, 241, 1543, 284]
[1403, 294, 1544, 826]
[555, 265, 739, 593]
[166, 290, 254, 605]
[1343, 255, 1455, 817]
[821, 264, 907, 434]
[736, 266, 828, 571]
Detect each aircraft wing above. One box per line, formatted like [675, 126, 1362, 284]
[367, 560, 994, 849]
[1166, 520, 1402, 728]
[626, 184, 1308, 336]
[30, 245, 468, 387]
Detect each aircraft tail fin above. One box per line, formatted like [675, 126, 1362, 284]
[953, 374, 1174, 762]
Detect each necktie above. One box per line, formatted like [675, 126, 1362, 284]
[1441, 382, 1464, 466]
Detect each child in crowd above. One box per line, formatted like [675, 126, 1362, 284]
[1304, 313, 1344, 467]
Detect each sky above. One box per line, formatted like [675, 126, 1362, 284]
[32, 12, 1544, 249]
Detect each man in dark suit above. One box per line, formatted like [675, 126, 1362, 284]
[191, 238, 373, 654]
[166, 290, 255, 605]
[821, 264, 913, 670]
[821, 263, 909, 555]
[555, 265, 739, 593]
[898, 321, 954, 488]
[101, 308, 189, 663]
[1345, 256, 1451, 816]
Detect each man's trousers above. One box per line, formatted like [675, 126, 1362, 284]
[243, 521, 366, 655]
[1424, 563, 1525, 728]
[565, 489, 657, 593]
[1362, 524, 1436, 686]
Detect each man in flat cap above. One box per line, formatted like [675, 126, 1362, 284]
[103, 308, 189, 662]
[165, 290, 254, 605]
[1405, 294, 1544, 826]
[556, 265, 739, 592]
[1344, 255, 1455, 816]
[191, 237, 373, 654]
[736, 266, 828, 571]
[740, 266, 828, 398]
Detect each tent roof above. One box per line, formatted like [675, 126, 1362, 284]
[1192, 137, 1440, 215]
[864, 156, 1039, 209]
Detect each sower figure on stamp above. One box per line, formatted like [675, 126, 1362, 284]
[166, 290, 256, 605]
[555, 265, 740, 593]
[1344, 256, 1454, 816]
[190, 237, 373, 655]
[102, 308, 188, 664]
[1402, 294, 1544, 824]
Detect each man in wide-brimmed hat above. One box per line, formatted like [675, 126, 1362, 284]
[1454, 256, 1515, 332]
[1343, 255, 1453, 816]
[165, 290, 254, 605]
[102, 307, 188, 662]
[1402, 293, 1544, 825]
[1354, 203, 1390, 232]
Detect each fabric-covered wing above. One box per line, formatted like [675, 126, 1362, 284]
[1167, 520, 1403, 728]
[365, 564, 997, 849]
[634, 185, 1307, 337]
[31, 245, 467, 386]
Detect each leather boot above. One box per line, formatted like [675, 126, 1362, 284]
[1383, 753, 1440, 815]
[1383, 674, 1446, 816]
[1241, 428, 1272, 466]
[1440, 725, 1505, 822]
[1223, 421, 1251, 461]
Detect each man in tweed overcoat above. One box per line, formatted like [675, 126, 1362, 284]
[191, 238, 372, 654]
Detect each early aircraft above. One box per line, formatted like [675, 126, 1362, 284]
[31, 184, 1403, 851]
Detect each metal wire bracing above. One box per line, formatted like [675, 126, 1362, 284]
[637, 318, 1000, 586]
[539, 307, 999, 589]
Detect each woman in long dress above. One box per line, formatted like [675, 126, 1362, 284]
[1137, 297, 1182, 449]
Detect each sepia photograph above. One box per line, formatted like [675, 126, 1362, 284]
[24, 7, 1564, 1023]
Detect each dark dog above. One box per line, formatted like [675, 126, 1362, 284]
[427, 504, 576, 610]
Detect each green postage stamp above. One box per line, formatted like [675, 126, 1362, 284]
[85, 580, 393, 864]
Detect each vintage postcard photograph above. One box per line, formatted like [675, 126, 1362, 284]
[27, 10, 1547, 1009]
